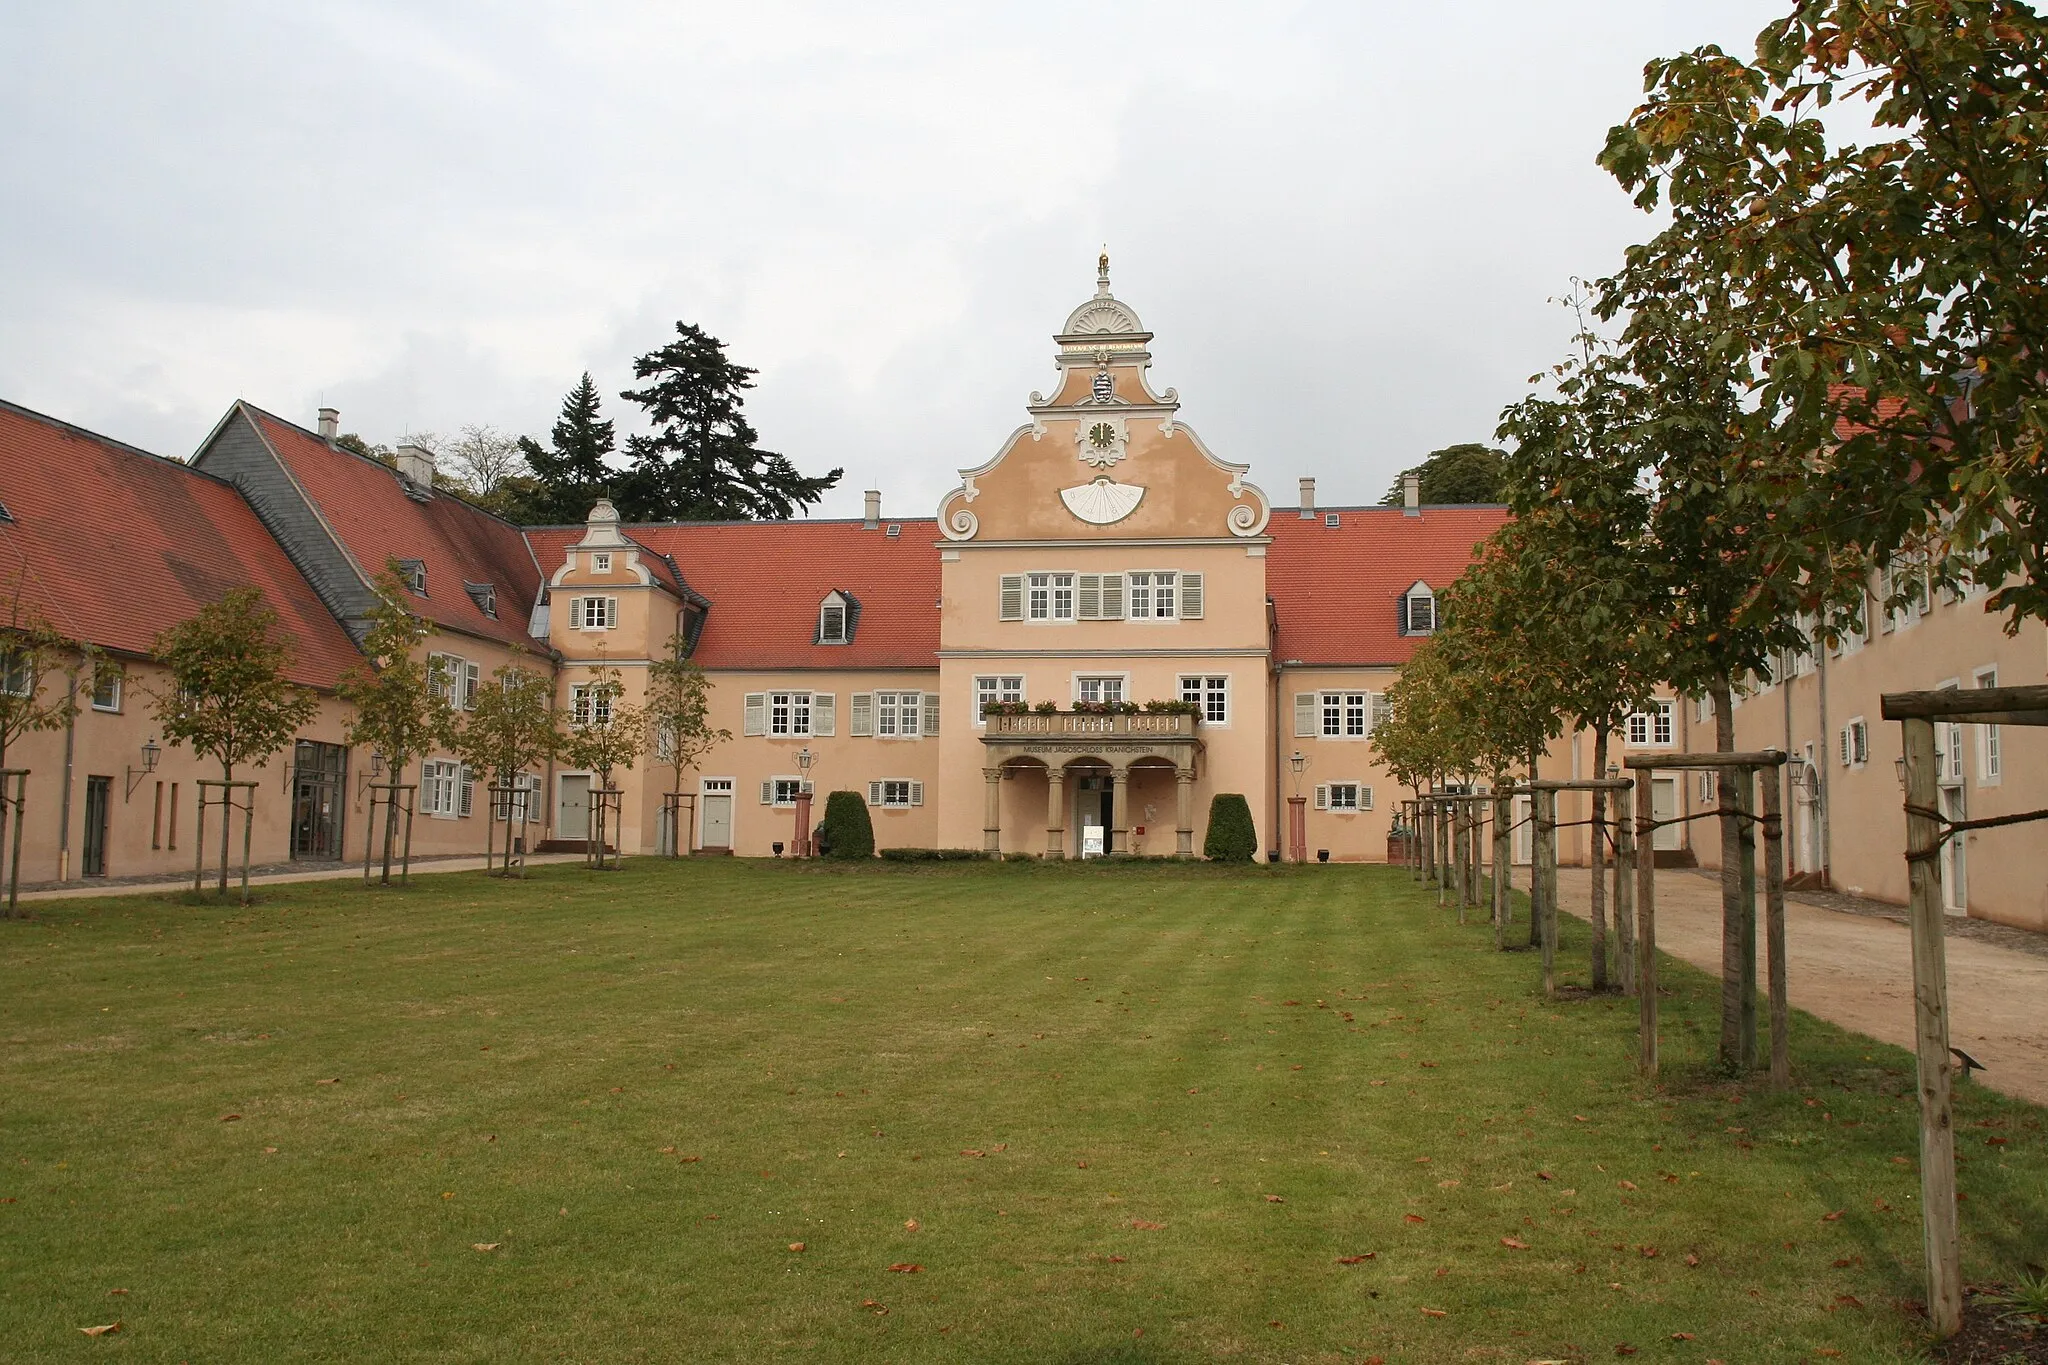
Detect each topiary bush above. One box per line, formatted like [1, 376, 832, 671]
[819, 790, 875, 860]
[1203, 793, 1258, 862]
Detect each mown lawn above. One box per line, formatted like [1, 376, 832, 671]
[2, 859, 2042, 1363]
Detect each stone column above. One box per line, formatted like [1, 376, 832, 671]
[1109, 768, 1130, 855]
[1045, 767, 1067, 860]
[982, 767, 1002, 855]
[1175, 768, 1196, 857]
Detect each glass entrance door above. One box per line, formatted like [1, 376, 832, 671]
[291, 741, 347, 860]
[1074, 775, 1112, 857]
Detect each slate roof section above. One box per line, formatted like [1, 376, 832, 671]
[1265, 505, 1510, 666]
[0, 399, 360, 688]
[526, 520, 942, 670]
[240, 405, 544, 650]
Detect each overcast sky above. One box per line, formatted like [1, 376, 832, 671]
[1, 1, 1795, 520]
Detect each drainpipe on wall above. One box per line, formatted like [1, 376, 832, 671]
[57, 672, 78, 881]
[1816, 645, 1832, 885]
[1270, 669, 1284, 863]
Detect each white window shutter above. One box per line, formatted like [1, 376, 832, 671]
[910, 780, 924, 807]
[1838, 727, 1850, 766]
[922, 693, 939, 736]
[1076, 573, 1102, 619]
[566, 597, 582, 630]
[850, 692, 874, 736]
[812, 693, 836, 736]
[459, 766, 475, 817]
[999, 574, 1024, 621]
[1293, 692, 1316, 738]
[1180, 572, 1204, 620]
[1100, 573, 1124, 619]
[464, 661, 481, 709]
[868, 780, 883, 806]
[603, 596, 618, 627]
[743, 693, 767, 736]
[1361, 786, 1374, 811]
[761, 779, 774, 805]
[1314, 783, 1328, 811]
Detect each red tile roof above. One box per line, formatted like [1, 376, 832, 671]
[242, 405, 543, 650]
[526, 520, 943, 669]
[0, 400, 360, 688]
[1265, 506, 1510, 666]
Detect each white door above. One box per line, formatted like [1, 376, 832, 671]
[1940, 785, 1967, 915]
[1651, 777, 1682, 852]
[1512, 794, 1533, 865]
[701, 779, 734, 851]
[559, 775, 591, 841]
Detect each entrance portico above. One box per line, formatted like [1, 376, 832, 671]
[980, 712, 1203, 857]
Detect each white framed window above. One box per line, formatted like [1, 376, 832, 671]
[0, 648, 29, 697]
[1840, 717, 1869, 768]
[875, 690, 923, 738]
[818, 594, 849, 644]
[1027, 573, 1051, 621]
[90, 666, 122, 713]
[1314, 782, 1371, 812]
[1976, 667, 2002, 783]
[1319, 691, 1370, 738]
[421, 759, 461, 817]
[1400, 582, 1436, 635]
[1179, 675, 1229, 725]
[770, 690, 814, 737]
[428, 652, 477, 709]
[976, 674, 1025, 724]
[1075, 675, 1126, 705]
[592, 552, 612, 573]
[1627, 700, 1675, 748]
[398, 559, 428, 596]
[574, 596, 618, 630]
[867, 779, 925, 809]
[570, 683, 615, 728]
[1127, 571, 1178, 620]
[761, 776, 814, 807]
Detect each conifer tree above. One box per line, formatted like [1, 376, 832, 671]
[618, 322, 842, 521]
[513, 373, 618, 525]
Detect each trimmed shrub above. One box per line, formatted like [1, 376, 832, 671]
[878, 848, 988, 862]
[819, 790, 875, 860]
[1203, 793, 1258, 862]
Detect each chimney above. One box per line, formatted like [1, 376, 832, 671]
[863, 489, 881, 530]
[317, 407, 339, 440]
[1402, 472, 1421, 516]
[395, 443, 436, 486]
[1298, 477, 1316, 519]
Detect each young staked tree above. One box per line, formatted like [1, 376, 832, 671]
[335, 568, 458, 884]
[514, 373, 619, 525]
[562, 660, 644, 864]
[150, 588, 319, 894]
[0, 578, 87, 911]
[450, 655, 560, 875]
[618, 322, 842, 521]
[641, 634, 729, 854]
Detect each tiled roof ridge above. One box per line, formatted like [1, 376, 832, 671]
[0, 397, 232, 485]
[522, 515, 941, 532]
[233, 399, 538, 535]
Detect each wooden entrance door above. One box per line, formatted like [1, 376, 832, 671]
[83, 775, 111, 877]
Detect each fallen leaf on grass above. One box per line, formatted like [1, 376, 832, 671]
[1891, 1156, 1911, 1167]
[680, 1156, 701, 1163]
[79, 1323, 121, 1337]
[263, 1147, 278, 1155]
[1537, 1171, 1555, 1181]
[1987, 1136, 2010, 1146]
[659, 1146, 676, 1154]
[1834, 1294, 1863, 1309]
[1822, 1210, 1843, 1222]
[1618, 1180, 1638, 1191]
[960, 1149, 985, 1158]
[888, 1263, 923, 1273]
[788, 1243, 805, 1253]
[1336, 1254, 1376, 1264]
[1501, 1237, 1530, 1250]
[1616, 1346, 1638, 1357]
[1106, 1255, 1125, 1263]
[1264, 1195, 1285, 1204]
[107, 1289, 128, 1296]
[1130, 1219, 1166, 1230]
[1438, 1179, 1460, 1189]
[1685, 1253, 1701, 1267]
[1404, 1214, 1427, 1224]
[1672, 1332, 1695, 1340]
[472, 1243, 500, 1252]
[219, 1114, 241, 1122]
[1420, 1307, 1446, 1317]
[441, 1192, 454, 1200]
[316, 1077, 339, 1085]
[1639, 1246, 1659, 1258]
[1574, 1115, 1589, 1123]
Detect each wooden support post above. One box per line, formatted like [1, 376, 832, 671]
[1760, 761, 1789, 1090]
[1537, 787, 1557, 998]
[1614, 779, 1636, 998]
[1738, 766, 1760, 1069]
[1635, 774, 1658, 1078]
[1453, 802, 1468, 922]
[1491, 787, 1511, 952]
[1903, 715, 1961, 1337]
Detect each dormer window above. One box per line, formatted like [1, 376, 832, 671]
[1398, 581, 1436, 635]
[817, 590, 855, 645]
[464, 581, 497, 619]
[397, 559, 428, 597]
[592, 552, 612, 573]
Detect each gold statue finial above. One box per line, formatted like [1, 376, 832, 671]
[1096, 247, 1111, 297]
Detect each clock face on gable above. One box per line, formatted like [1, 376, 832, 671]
[1074, 416, 1127, 469]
